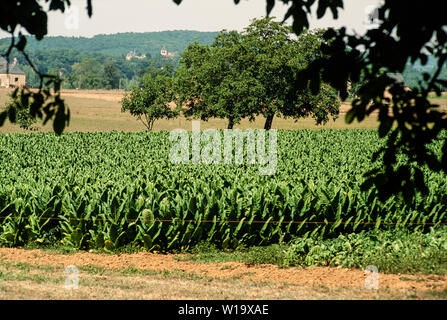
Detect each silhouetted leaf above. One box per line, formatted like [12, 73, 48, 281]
[49, 0, 66, 12]
[0, 112, 7, 126]
[53, 103, 67, 135]
[316, 0, 327, 19]
[344, 108, 355, 124]
[8, 106, 16, 123]
[86, 0, 93, 17]
[435, 79, 447, 87]
[378, 118, 393, 138]
[266, 0, 275, 15]
[16, 33, 27, 51]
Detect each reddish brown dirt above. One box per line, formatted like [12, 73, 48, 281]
[0, 248, 445, 295]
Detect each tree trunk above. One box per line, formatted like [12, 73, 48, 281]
[264, 113, 274, 130]
[227, 117, 234, 129]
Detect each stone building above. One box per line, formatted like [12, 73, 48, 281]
[0, 57, 26, 88]
[126, 50, 147, 61]
[160, 45, 177, 58]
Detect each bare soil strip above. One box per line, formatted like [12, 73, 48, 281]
[0, 248, 445, 299]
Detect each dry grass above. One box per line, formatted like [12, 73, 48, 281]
[0, 88, 384, 133]
[0, 262, 369, 300]
[0, 249, 444, 300]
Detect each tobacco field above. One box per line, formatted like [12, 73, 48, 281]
[0, 130, 446, 251]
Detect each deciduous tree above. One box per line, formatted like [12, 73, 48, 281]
[243, 18, 339, 129]
[176, 32, 264, 129]
[101, 61, 120, 89]
[121, 73, 178, 130]
[176, 18, 339, 130]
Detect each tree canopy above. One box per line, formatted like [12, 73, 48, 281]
[176, 17, 339, 130]
[121, 73, 178, 130]
[0, 31, 218, 58]
[175, 32, 264, 129]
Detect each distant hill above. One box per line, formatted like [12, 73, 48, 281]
[0, 30, 220, 89]
[1, 31, 442, 91]
[0, 30, 219, 58]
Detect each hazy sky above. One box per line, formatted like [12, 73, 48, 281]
[1, 0, 382, 39]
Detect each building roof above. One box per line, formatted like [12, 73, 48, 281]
[0, 57, 26, 75]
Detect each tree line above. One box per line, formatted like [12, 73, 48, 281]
[122, 17, 341, 131]
[0, 30, 219, 90]
[0, 31, 219, 58]
[10, 49, 177, 90]
[2, 26, 441, 92]
[9, 43, 441, 93]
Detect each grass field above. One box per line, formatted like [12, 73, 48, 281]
[2, 88, 446, 133]
[0, 88, 384, 133]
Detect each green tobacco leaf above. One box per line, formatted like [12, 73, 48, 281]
[142, 234, 153, 249]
